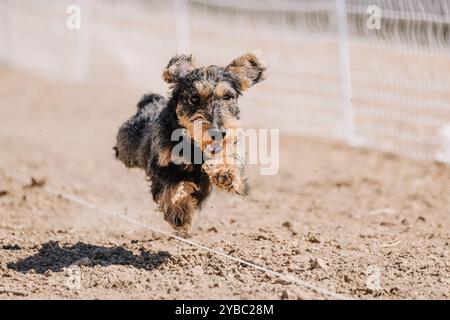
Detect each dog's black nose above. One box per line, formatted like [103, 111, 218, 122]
[209, 128, 226, 141]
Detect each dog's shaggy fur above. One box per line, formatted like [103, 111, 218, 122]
[114, 52, 267, 232]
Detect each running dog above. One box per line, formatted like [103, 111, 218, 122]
[114, 52, 267, 232]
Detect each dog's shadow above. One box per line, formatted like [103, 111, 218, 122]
[7, 241, 171, 274]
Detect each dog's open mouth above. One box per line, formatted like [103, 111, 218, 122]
[205, 142, 223, 155]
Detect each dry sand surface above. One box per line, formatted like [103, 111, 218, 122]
[0, 66, 449, 299]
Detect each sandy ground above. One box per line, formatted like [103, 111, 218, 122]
[0, 65, 449, 300]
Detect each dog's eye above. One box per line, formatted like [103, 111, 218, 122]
[223, 94, 233, 101]
[188, 95, 200, 105]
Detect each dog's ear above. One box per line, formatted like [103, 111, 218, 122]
[162, 54, 197, 84]
[225, 51, 267, 91]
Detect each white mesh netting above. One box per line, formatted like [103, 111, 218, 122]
[1, 0, 449, 161]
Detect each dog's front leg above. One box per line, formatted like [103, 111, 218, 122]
[202, 157, 249, 196]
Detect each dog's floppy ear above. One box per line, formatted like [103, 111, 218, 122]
[225, 51, 267, 91]
[162, 54, 197, 84]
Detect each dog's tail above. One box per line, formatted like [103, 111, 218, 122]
[137, 93, 166, 116]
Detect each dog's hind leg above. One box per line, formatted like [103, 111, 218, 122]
[157, 181, 200, 233]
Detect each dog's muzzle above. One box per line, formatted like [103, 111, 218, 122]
[205, 141, 223, 154]
[206, 128, 226, 154]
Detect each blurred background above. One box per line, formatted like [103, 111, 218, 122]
[1, 0, 450, 300]
[1, 0, 450, 161]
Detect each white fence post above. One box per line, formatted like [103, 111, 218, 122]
[74, 0, 90, 82]
[174, 0, 190, 54]
[335, 0, 357, 145]
[436, 124, 450, 163]
[0, 0, 10, 63]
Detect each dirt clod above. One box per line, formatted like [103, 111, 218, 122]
[207, 227, 218, 233]
[309, 257, 327, 270]
[282, 221, 292, 228]
[24, 177, 47, 189]
[2, 244, 21, 250]
[306, 233, 321, 244]
[280, 289, 291, 300]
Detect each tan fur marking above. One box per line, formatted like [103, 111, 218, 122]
[162, 68, 172, 83]
[162, 55, 197, 83]
[214, 81, 235, 97]
[222, 114, 241, 130]
[171, 181, 199, 205]
[226, 51, 267, 91]
[176, 106, 191, 130]
[158, 146, 173, 166]
[194, 81, 213, 99]
[176, 104, 213, 151]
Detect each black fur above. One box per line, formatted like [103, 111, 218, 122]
[115, 93, 210, 205]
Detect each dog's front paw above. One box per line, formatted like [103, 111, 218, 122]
[205, 163, 234, 191]
[233, 178, 249, 196]
[202, 160, 248, 195]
